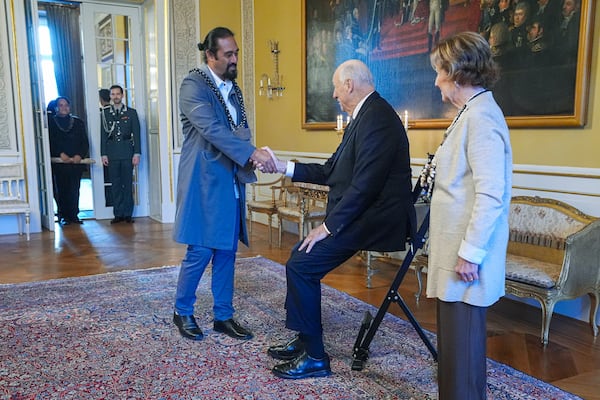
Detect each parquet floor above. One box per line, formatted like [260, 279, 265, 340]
[1, 218, 598, 399]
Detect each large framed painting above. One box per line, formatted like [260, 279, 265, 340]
[302, 0, 595, 129]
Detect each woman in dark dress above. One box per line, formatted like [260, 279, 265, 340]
[48, 96, 89, 225]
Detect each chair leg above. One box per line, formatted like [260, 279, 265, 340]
[589, 292, 599, 337]
[278, 220, 283, 248]
[248, 209, 253, 235]
[414, 265, 423, 303]
[366, 251, 373, 289]
[540, 299, 556, 346]
[267, 215, 273, 245]
[25, 213, 30, 241]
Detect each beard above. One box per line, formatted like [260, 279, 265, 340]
[223, 64, 238, 80]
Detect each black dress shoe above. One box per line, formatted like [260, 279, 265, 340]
[125, 217, 134, 223]
[272, 351, 332, 379]
[268, 335, 305, 360]
[69, 218, 84, 224]
[213, 319, 253, 340]
[173, 313, 204, 340]
[110, 217, 123, 224]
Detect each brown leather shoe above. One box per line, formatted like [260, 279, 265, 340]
[173, 313, 204, 340]
[267, 335, 305, 360]
[213, 319, 253, 340]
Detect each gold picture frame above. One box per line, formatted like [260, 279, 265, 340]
[302, 0, 595, 130]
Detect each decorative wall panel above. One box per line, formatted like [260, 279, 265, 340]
[171, 0, 199, 150]
[241, 0, 255, 135]
[0, 0, 17, 153]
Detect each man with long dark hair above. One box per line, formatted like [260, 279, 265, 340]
[171, 27, 275, 342]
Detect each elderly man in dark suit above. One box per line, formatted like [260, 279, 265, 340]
[261, 59, 415, 379]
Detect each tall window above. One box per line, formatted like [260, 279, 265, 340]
[38, 12, 58, 107]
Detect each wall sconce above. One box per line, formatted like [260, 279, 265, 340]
[258, 40, 285, 99]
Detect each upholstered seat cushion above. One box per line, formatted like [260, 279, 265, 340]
[276, 206, 326, 219]
[505, 254, 561, 289]
[246, 199, 281, 212]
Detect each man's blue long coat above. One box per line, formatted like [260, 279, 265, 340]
[173, 64, 255, 249]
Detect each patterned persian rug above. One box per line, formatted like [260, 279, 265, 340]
[0, 256, 580, 400]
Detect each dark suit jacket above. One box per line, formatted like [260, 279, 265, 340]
[293, 91, 415, 252]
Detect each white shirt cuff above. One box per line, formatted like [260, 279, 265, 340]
[285, 161, 295, 177]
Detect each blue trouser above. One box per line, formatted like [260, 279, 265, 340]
[174, 201, 241, 321]
[284, 236, 357, 355]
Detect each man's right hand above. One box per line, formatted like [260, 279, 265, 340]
[250, 148, 277, 173]
[261, 147, 287, 174]
[102, 156, 109, 166]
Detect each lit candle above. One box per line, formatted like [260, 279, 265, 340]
[259, 79, 264, 89]
[336, 114, 343, 131]
[267, 77, 271, 86]
[404, 110, 409, 130]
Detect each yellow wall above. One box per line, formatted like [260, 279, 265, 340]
[253, 0, 343, 154]
[210, 1, 599, 168]
[199, 3, 242, 57]
[198, 2, 243, 91]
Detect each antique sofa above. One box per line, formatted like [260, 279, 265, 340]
[413, 196, 600, 346]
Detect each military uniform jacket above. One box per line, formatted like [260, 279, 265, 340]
[100, 105, 141, 160]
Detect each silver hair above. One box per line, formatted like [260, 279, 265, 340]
[336, 60, 374, 87]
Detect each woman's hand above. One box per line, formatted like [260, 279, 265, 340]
[455, 256, 479, 283]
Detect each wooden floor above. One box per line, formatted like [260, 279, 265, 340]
[1, 218, 598, 399]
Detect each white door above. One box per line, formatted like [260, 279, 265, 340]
[80, 3, 148, 220]
[25, 0, 55, 231]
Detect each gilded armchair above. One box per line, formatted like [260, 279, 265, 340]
[276, 182, 327, 248]
[247, 175, 292, 245]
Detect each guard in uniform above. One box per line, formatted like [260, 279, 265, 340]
[100, 84, 141, 223]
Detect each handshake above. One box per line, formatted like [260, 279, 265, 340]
[250, 146, 286, 174]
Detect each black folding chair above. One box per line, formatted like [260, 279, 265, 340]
[352, 161, 438, 371]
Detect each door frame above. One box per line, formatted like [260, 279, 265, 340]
[80, 2, 148, 220]
[25, 0, 55, 231]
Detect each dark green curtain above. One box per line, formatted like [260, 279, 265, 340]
[44, 2, 86, 122]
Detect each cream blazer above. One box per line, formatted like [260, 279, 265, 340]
[426, 91, 513, 307]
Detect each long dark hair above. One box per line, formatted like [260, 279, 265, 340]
[197, 27, 235, 63]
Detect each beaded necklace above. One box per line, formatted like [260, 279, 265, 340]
[441, 89, 489, 145]
[191, 68, 247, 130]
[52, 114, 75, 133]
[424, 89, 490, 200]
